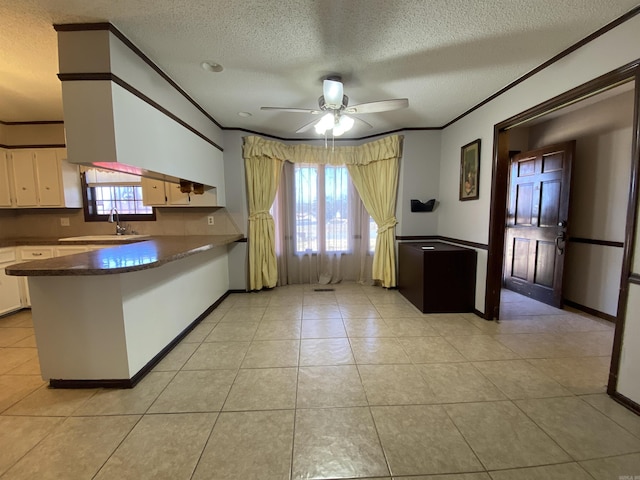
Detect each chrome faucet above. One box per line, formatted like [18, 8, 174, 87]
[108, 208, 127, 235]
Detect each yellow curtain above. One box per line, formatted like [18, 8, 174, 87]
[347, 158, 399, 287]
[244, 154, 283, 290]
[243, 134, 402, 289]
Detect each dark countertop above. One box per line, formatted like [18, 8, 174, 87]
[5, 235, 243, 276]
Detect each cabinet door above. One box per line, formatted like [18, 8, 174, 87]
[141, 177, 167, 205]
[34, 150, 63, 206]
[0, 151, 13, 207]
[19, 247, 55, 261]
[0, 249, 22, 315]
[54, 246, 89, 257]
[166, 182, 190, 205]
[10, 151, 38, 206]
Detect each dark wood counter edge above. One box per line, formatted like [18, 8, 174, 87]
[49, 290, 243, 388]
[5, 235, 244, 276]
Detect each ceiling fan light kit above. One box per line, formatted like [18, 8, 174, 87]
[260, 76, 409, 137]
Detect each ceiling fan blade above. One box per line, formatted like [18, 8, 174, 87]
[295, 118, 320, 134]
[323, 79, 344, 108]
[344, 98, 409, 114]
[261, 106, 321, 114]
[352, 116, 373, 129]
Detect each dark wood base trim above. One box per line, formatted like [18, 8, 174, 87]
[396, 235, 489, 251]
[610, 391, 640, 416]
[563, 299, 617, 323]
[48, 291, 231, 389]
[473, 308, 490, 320]
[629, 274, 640, 286]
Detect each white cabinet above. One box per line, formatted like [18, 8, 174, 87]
[141, 178, 218, 207]
[34, 150, 63, 206]
[3, 148, 82, 208]
[54, 246, 89, 257]
[166, 182, 191, 205]
[11, 150, 38, 206]
[0, 248, 22, 315]
[0, 150, 13, 207]
[140, 177, 167, 206]
[18, 247, 54, 307]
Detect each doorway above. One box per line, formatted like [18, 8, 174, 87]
[485, 66, 639, 400]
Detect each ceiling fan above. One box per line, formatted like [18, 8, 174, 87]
[260, 76, 409, 136]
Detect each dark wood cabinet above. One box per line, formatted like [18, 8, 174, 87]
[398, 242, 477, 313]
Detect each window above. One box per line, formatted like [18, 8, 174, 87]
[293, 163, 373, 254]
[82, 170, 155, 222]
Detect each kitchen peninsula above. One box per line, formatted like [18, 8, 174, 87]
[6, 235, 242, 388]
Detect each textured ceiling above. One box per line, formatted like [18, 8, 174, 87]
[0, 0, 638, 138]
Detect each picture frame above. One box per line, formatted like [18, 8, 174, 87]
[459, 138, 481, 201]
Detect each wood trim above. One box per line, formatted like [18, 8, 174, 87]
[396, 235, 439, 241]
[442, 6, 640, 129]
[611, 391, 640, 416]
[563, 298, 617, 323]
[49, 291, 231, 388]
[54, 23, 223, 130]
[486, 63, 640, 324]
[629, 273, 640, 285]
[234, 238, 248, 243]
[0, 120, 64, 125]
[58, 72, 223, 153]
[485, 129, 510, 320]
[568, 237, 624, 248]
[395, 235, 489, 250]
[225, 127, 440, 143]
[0, 144, 66, 149]
[609, 68, 640, 396]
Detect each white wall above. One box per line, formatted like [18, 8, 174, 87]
[524, 89, 634, 316]
[396, 131, 441, 237]
[438, 14, 640, 313]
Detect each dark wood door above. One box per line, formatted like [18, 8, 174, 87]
[504, 141, 575, 307]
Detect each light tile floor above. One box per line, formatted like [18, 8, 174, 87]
[0, 285, 639, 479]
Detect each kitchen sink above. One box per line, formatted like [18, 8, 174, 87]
[58, 235, 151, 242]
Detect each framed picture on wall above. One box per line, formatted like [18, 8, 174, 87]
[459, 139, 481, 201]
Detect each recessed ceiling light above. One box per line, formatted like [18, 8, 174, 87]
[238, 112, 252, 117]
[201, 62, 223, 73]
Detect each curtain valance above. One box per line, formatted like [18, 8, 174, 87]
[242, 134, 403, 165]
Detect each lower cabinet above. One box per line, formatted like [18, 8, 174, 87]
[1, 244, 107, 312]
[0, 248, 22, 315]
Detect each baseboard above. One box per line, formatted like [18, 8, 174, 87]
[563, 298, 616, 323]
[610, 391, 640, 416]
[49, 290, 231, 389]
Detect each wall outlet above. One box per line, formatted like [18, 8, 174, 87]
[60, 217, 70, 227]
[207, 216, 214, 225]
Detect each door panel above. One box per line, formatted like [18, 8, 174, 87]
[504, 141, 575, 307]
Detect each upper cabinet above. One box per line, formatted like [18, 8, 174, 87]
[141, 177, 218, 207]
[0, 150, 13, 207]
[2, 148, 82, 209]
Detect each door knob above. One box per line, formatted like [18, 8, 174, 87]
[558, 220, 567, 227]
[555, 231, 566, 255]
